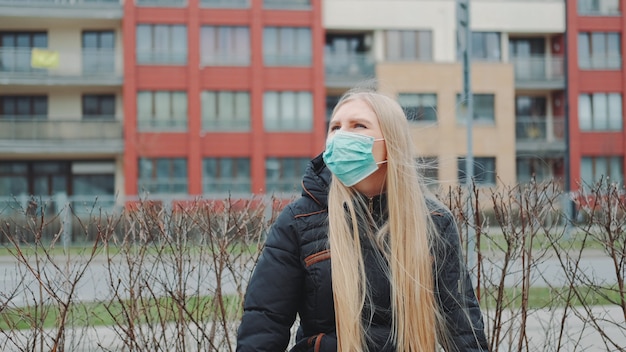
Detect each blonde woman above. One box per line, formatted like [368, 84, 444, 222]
[237, 89, 488, 351]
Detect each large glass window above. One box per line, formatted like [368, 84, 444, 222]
[456, 94, 495, 124]
[385, 30, 432, 61]
[578, 0, 621, 16]
[398, 93, 437, 122]
[465, 32, 501, 61]
[0, 31, 47, 73]
[83, 94, 115, 120]
[581, 156, 623, 187]
[203, 158, 251, 194]
[201, 91, 250, 131]
[263, 91, 313, 131]
[263, 27, 312, 66]
[137, 91, 187, 130]
[136, 24, 187, 65]
[578, 32, 621, 69]
[265, 157, 309, 193]
[138, 158, 188, 194]
[579, 93, 622, 131]
[0, 95, 47, 119]
[200, 26, 250, 66]
[458, 157, 496, 185]
[0, 162, 28, 197]
[82, 30, 115, 73]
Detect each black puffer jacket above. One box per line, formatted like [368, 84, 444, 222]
[236, 154, 489, 352]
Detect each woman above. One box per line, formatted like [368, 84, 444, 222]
[236, 89, 488, 351]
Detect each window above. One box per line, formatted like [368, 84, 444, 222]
[385, 30, 432, 61]
[136, 24, 187, 65]
[581, 156, 623, 186]
[264, 0, 310, 9]
[137, 91, 187, 130]
[263, 27, 312, 66]
[398, 93, 437, 122]
[469, 32, 501, 61]
[456, 94, 495, 124]
[201, 0, 248, 8]
[0, 95, 47, 119]
[417, 156, 438, 187]
[138, 158, 188, 194]
[200, 26, 250, 66]
[203, 158, 251, 194]
[264, 91, 313, 131]
[578, 0, 620, 16]
[458, 157, 496, 185]
[578, 32, 621, 69]
[0, 31, 47, 73]
[83, 94, 115, 120]
[517, 157, 552, 184]
[202, 91, 250, 131]
[265, 157, 309, 193]
[82, 30, 115, 73]
[516, 96, 547, 140]
[579, 93, 622, 131]
[0, 162, 28, 197]
[325, 33, 374, 80]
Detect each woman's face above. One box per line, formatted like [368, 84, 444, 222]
[327, 99, 387, 164]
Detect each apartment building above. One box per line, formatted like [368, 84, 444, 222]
[0, 0, 326, 210]
[568, 0, 624, 190]
[0, 0, 124, 212]
[324, 0, 565, 189]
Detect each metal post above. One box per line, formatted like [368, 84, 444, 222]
[458, 0, 476, 281]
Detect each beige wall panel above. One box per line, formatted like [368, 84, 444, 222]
[472, 0, 565, 33]
[323, 0, 457, 62]
[376, 62, 516, 186]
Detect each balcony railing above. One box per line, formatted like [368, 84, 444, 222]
[136, 0, 186, 6]
[136, 50, 187, 65]
[516, 116, 565, 142]
[263, 0, 310, 9]
[264, 54, 312, 67]
[201, 53, 250, 67]
[138, 179, 188, 195]
[324, 52, 375, 87]
[0, 0, 120, 6]
[200, 0, 248, 8]
[0, 117, 122, 141]
[579, 55, 622, 70]
[203, 179, 251, 194]
[137, 118, 187, 131]
[202, 119, 250, 132]
[578, 0, 620, 16]
[510, 55, 564, 83]
[0, 47, 122, 84]
[0, 0, 122, 19]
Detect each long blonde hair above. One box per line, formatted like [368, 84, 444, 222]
[327, 90, 441, 351]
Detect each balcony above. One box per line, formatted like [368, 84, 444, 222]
[0, 0, 122, 19]
[0, 117, 123, 154]
[0, 48, 123, 86]
[515, 116, 566, 153]
[578, 0, 620, 16]
[324, 52, 375, 88]
[510, 55, 565, 90]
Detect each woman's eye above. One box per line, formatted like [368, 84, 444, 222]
[329, 125, 340, 131]
[355, 123, 366, 129]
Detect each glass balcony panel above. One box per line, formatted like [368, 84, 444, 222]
[0, 117, 122, 140]
[263, 0, 310, 9]
[135, 0, 186, 6]
[510, 55, 564, 81]
[136, 49, 188, 65]
[202, 180, 251, 194]
[324, 52, 375, 86]
[516, 116, 565, 142]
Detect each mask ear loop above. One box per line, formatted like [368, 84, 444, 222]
[372, 138, 387, 165]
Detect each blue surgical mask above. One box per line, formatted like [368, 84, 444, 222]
[322, 130, 386, 187]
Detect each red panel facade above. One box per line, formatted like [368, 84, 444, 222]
[567, 0, 626, 190]
[123, 0, 325, 197]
